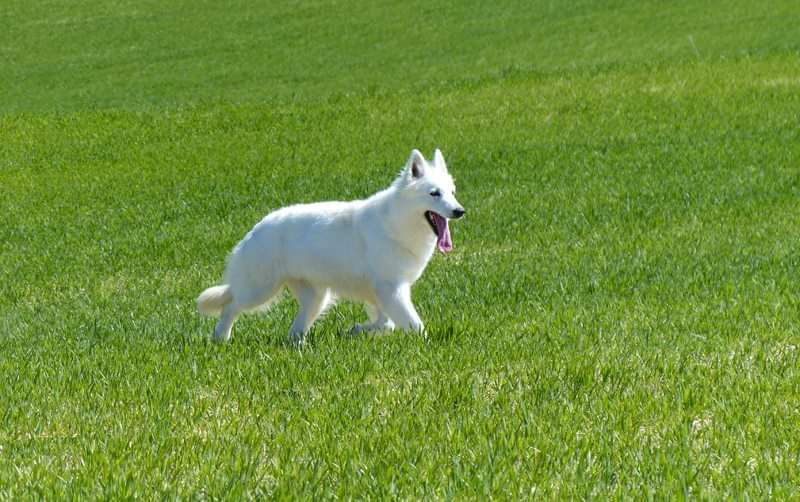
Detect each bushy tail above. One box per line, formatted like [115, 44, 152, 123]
[196, 285, 232, 316]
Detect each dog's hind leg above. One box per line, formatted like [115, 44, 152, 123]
[375, 282, 424, 332]
[211, 279, 282, 342]
[286, 280, 329, 346]
[214, 303, 241, 342]
[349, 303, 395, 335]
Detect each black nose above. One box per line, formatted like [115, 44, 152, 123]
[451, 208, 466, 219]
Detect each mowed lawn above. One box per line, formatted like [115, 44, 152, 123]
[2, 0, 800, 498]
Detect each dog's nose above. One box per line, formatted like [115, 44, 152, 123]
[451, 208, 466, 219]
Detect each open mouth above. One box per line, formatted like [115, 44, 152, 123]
[424, 210, 453, 253]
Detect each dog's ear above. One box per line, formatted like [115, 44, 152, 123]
[433, 149, 446, 170]
[408, 149, 426, 179]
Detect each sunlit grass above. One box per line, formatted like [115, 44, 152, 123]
[1, 0, 800, 498]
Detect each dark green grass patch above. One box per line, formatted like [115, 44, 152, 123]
[2, 0, 798, 112]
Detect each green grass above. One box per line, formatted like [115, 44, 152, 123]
[2, 0, 798, 112]
[2, 0, 800, 498]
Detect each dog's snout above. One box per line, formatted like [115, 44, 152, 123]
[451, 208, 466, 219]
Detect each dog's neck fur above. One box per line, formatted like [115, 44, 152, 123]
[368, 184, 436, 264]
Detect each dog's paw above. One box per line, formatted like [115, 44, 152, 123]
[348, 324, 366, 336]
[288, 332, 307, 349]
[348, 321, 395, 336]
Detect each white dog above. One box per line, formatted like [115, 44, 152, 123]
[197, 149, 465, 344]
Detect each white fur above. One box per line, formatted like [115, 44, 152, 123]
[197, 149, 465, 345]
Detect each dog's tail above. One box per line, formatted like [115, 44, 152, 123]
[196, 284, 233, 316]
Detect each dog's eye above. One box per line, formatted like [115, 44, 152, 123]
[430, 189, 442, 197]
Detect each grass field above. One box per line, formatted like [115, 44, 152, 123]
[2, 0, 800, 498]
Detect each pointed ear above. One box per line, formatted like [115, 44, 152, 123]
[433, 148, 446, 169]
[408, 149, 426, 179]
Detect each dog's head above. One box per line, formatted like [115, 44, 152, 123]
[397, 149, 465, 253]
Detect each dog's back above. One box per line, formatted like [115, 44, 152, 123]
[231, 199, 377, 299]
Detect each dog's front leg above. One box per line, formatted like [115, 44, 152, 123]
[374, 282, 424, 332]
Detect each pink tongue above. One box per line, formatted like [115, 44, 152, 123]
[433, 213, 453, 253]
